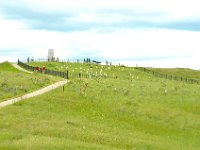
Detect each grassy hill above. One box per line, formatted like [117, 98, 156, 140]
[0, 62, 200, 149]
[28, 61, 145, 80]
[27, 62, 200, 81]
[151, 68, 200, 82]
[0, 62, 61, 102]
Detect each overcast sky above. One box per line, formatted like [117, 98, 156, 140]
[0, 0, 199, 69]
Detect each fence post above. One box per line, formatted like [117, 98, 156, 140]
[66, 70, 68, 79]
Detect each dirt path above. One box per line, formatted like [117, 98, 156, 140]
[0, 80, 68, 109]
[12, 63, 33, 74]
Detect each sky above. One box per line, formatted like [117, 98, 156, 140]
[0, 0, 199, 69]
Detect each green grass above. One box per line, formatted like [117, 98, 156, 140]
[0, 62, 62, 102]
[0, 62, 200, 149]
[28, 61, 133, 79]
[152, 68, 200, 81]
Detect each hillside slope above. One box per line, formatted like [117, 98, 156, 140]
[0, 62, 61, 102]
[152, 68, 200, 81]
[0, 62, 200, 149]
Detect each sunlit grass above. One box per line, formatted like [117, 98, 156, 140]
[0, 62, 62, 102]
[0, 61, 200, 149]
[153, 68, 200, 81]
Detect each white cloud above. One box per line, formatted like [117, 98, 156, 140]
[0, 0, 200, 69]
[19, 0, 200, 21]
[0, 22, 199, 68]
[0, 56, 18, 63]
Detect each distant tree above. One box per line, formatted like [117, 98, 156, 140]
[106, 60, 109, 65]
[27, 57, 30, 63]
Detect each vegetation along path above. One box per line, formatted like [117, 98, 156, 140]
[0, 80, 68, 108]
[11, 63, 33, 74]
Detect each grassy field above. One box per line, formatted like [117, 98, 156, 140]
[28, 62, 200, 81]
[0, 62, 62, 102]
[28, 61, 136, 79]
[0, 62, 200, 149]
[152, 68, 200, 81]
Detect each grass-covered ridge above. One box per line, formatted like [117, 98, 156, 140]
[152, 68, 200, 81]
[28, 61, 146, 80]
[0, 62, 62, 102]
[0, 61, 200, 149]
[28, 62, 200, 81]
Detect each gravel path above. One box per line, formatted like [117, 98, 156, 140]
[12, 63, 33, 74]
[0, 80, 68, 109]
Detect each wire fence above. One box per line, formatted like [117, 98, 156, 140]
[18, 60, 68, 79]
[136, 67, 199, 84]
[18, 59, 199, 84]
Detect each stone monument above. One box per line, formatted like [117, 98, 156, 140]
[48, 49, 55, 61]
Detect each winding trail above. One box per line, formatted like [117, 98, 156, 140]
[0, 80, 68, 109]
[0, 63, 68, 109]
[12, 63, 33, 74]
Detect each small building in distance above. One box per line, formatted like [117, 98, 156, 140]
[48, 49, 55, 62]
